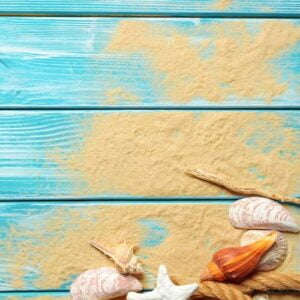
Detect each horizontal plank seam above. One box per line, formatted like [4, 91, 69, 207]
[0, 198, 299, 206]
[0, 13, 300, 18]
[0, 106, 299, 111]
[0, 289, 152, 293]
[0, 197, 241, 202]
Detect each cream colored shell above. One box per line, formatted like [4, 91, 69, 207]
[240, 230, 288, 271]
[70, 267, 142, 300]
[90, 240, 143, 275]
[229, 197, 299, 233]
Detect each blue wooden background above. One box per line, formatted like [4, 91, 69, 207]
[0, 0, 299, 299]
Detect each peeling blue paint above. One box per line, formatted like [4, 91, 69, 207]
[138, 219, 168, 248]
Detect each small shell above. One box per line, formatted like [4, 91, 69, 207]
[90, 240, 143, 275]
[70, 267, 142, 300]
[240, 230, 288, 271]
[229, 197, 299, 233]
[253, 294, 270, 300]
[200, 231, 277, 282]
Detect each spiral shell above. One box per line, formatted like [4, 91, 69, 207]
[90, 240, 143, 275]
[240, 230, 288, 271]
[229, 197, 299, 233]
[70, 267, 142, 300]
[200, 232, 277, 282]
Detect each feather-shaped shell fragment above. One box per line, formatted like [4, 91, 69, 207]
[70, 267, 142, 300]
[240, 230, 288, 271]
[90, 240, 143, 275]
[229, 197, 299, 233]
[200, 231, 277, 282]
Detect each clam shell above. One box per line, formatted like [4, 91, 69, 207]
[240, 230, 288, 271]
[229, 197, 299, 233]
[70, 267, 142, 300]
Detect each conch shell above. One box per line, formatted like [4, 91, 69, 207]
[90, 240, 143, 275]
[200, 231, 277, 282]
[240, 230, 288, 271]
[70, 267, 142, 300]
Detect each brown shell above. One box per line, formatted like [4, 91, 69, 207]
[200, 231, 277, 282]
[240, 230, 288, 271]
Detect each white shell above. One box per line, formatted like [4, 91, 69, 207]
[240, 230, 288, 271]
[229, 197, 299, 233]
[253, 294, 270, 300]
[70, 267, 142, 300]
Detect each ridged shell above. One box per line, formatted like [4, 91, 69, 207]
[200, 232, 277, 282]
[70, 267, 142, 300]
[240, 230, 288, 271]
[90, 240, 143, 275]
[229, 197, 299, 233]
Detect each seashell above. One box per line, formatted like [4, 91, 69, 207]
[240, 230, 288, 271]
[90, 240, 143, 275]
[70, 267, 142, 300]
[253, 294, 270, 300]
[229, 197, 299, 233]
[200, 231, 277, 282]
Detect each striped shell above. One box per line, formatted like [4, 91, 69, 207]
[70, 267, 142, 300]
[229, 197, 299, 233]
[240, 230, 288, 271]
[90, 240, 143, 275]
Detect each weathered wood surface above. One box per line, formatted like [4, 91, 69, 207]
[0, 292, 69, 299]
[0, 0, 299, 16]
[0, 18, 299, 107]
[0, 110, 298, 199]
[0, 201, 299, 291]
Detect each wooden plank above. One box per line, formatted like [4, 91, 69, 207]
[0, 292, 298, 300]
[0, 292, 69, 299]
[0, 0, 299, 16]
[0, 201, 299, 291]
[0, 18, 299, 107]
[0, 110, 298, 199]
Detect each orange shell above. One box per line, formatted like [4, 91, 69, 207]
[200, 231, 277, 282]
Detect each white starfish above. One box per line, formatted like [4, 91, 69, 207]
[127, 265, 198, 300]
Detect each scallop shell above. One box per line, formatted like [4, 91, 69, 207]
[90, 240, 143, 275]
[229, 197, 299, 233]
[240, 230, 288, 271]
[70, 267, 142, 300]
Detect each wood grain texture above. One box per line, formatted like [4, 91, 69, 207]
[0, 18, 299, 107]
[0, 292, 69, 299]
[0, 0, 299, 15]
[0, 201, 299, 291]
[0, 111, 298, 199]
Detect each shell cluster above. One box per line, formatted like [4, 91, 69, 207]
[70, 195, 299, 298]
[201, 197, 299, 283]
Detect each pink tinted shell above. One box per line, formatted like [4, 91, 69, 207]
[70, 267, 142, 300]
